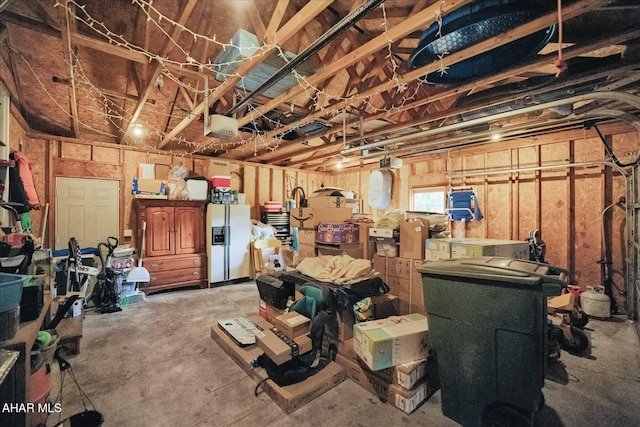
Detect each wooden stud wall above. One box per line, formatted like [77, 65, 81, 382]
[12, 134, 330, 253]
[328, 130, 636, 303]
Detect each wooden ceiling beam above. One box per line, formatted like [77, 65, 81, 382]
[0, 10, 60, 37]
[245, 0, 606, 163]
[237, 0, 472, 134]
[120, 0, 198, 143]
[157, 0, 334, 149]
[58, 0, 80, 138]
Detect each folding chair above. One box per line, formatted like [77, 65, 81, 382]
[252, 239, 282, 277]
[446, 186, 484, 222]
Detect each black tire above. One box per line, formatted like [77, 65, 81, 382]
[484, 404, 533, 427]
[558, 326, 589, 354]
[570, 310, 589, 329]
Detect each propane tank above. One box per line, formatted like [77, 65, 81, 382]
[581, 285, 611, 319]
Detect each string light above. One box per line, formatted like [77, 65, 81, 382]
[40, 1, 450, 157]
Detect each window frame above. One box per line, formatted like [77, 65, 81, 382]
[410, 186, 447, 214]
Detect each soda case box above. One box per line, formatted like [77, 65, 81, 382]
[316, 223, 360, 244]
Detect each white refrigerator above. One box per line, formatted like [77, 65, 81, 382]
[206, 203, 252, 286]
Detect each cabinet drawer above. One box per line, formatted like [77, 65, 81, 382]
[145, 266, 205, 287]
[143, 254, 205, 271]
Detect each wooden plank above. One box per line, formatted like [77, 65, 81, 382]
[58, 0, 79, 137]
[158, 0, 334, 148]
[271, 168, 284, 203]
[540, 175, 569, 268]
[573, 173, 602, 287]
[239, 0, 473, 128]
[121, 0, 198, 141]
[52, 158, 122, 180]
[93, 146, 121, 164]
[60, 142, 92, 160]
[257, 167, 271, 208]
[243, 165, 257, 218]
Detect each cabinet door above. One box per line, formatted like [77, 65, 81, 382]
[174, 206, 202, 255]
[146, 207, 175, 257]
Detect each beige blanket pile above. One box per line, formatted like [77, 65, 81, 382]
[296, 254, 378, 285]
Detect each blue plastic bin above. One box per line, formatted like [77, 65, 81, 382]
[0, 273, 26, 313]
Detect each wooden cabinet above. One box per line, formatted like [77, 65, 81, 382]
[133, 199, 207, 294]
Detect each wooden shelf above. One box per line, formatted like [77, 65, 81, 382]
[0, 291, 52, 427]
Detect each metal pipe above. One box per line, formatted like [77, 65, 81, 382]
[341, 91, 640, 155]
[447, 160, 629, 179]
[226, 0, 386, 116]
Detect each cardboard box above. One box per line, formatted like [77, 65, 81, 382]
[335, 353, 391, 402]
[296, 229, 316, 260]
[327, 294, 400, 346]
[399, 220, 429, 260]
[258, 299, 285, 323]
[548, 293, 575, 311]
[425, 239, 452, 261]
[209, 159, 231, 177]
[138, 163, 155, 179]
[450, 238, 530, 259]
[372, 255, 387, 280]
[255, 327, 313, 365]
[357, 223, 374, 260]
[253, 361, 345, 414]
[394, 359, 428, 390]
[212, 315, 345, 415]
[353, 313, 429, 371]
[155, 164, 170, 181]
[290, 207, 352, 229]
[210, 316, 269, 379]
[273, 312, 310, 338]
[411, 260, 427, 315]
[316, 223, 359, 244]
[132, 177, 166, 195]
[315, 243, 363, 259]
[389, 378, 438, 414]
[307, 196, 362, 214]
[369, 228, 396, 239]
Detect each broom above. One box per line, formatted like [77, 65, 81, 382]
[122, 221, 149, 305]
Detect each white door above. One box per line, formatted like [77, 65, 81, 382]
[55, 178, 119, 250]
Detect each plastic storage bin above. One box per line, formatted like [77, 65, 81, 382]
[418, 257, 566, 427]
[0, 272, 25, 312]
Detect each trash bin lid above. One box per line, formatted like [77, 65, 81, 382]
[418, 257, 567, 291]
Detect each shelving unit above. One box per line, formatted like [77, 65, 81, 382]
[261, 211, 292, 246]
[0, 292, 51, 426]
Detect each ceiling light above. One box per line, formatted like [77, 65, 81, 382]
[131, 124, 145, 138]
[491, 132, 501, 141]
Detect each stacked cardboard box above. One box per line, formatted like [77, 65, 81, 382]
[335, 334, 438, 414]
[449, 238, 529, 259]
[132, 162, 168, 198]
[210, 314, 345, 414]
[374, 255, 426, 316]
[290, 207, 356, 263]
[353, 314, 428, 371]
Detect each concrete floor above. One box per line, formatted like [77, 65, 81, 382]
[46, 283, 640, 427]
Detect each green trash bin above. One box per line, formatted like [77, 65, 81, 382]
[418, 257, 566, 427]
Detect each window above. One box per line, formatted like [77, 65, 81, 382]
[410, 187, 446, 214]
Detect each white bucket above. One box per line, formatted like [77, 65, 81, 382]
[581, 286, 611, 319]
